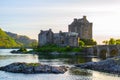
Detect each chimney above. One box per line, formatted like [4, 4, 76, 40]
[83, 16, 86, 19]
[59, 30, 62, 33]
[40, 30, 43, 32]
[49, 28, 52, 31]
[74, 18, 77, 22]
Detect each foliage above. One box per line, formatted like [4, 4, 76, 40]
[34, 44, 82, 53]
[109, 38, 116, 45]
[102, 38, 120, 45]
[6, 32, 38, 48]
[102, 40, 109, 45]
[116, 39, 120, 45]
[80, 39, 97, 46]
[0, 28, 21, 48]
[78, 40, 85, 47]
[26, 63, 40, 66]
[18, 47, 27, 52]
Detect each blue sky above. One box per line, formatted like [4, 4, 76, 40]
[0, 0, 120, 44]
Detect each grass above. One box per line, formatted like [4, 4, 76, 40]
[34, 44, 82, 53]
[32, 45, 83, 59]
[26, 63, 40, 66]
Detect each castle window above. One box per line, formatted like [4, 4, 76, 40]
[61, 40, 64, 44]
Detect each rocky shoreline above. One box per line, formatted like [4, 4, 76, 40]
[75, 56, 120, 75]
[0, 62, 68, 74]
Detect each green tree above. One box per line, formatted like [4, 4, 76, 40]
[80, 39, 97, 46]
[102, 40, 109, 45]
[116, 39, 120, 45]
[109, 38, 116, 45]
[79, 40, 85, 47]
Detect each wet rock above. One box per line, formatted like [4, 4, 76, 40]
[0, 62, 68, 74]
[75, 56, 120, 74]
[10, 50, 21, 53]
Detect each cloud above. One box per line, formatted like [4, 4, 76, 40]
[0, 0, 120, 43]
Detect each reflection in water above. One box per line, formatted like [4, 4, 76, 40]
[0, 52, 39, 66]
[0, 49, 120, 80]
[63, 56, 100, 65]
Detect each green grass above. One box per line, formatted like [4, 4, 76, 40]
[34, 44, 82, 53]
[26, 63, 40, 66]
[0, 28, 21, 48]
[32, 45, 83, 59]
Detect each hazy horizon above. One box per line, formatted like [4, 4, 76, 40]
[1, 0, 120, 44]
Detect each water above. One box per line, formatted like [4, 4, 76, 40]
[0, 49, 120, 80]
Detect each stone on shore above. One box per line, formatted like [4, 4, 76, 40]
[0, 62, 68, 74]
[75, 56, 120, 74]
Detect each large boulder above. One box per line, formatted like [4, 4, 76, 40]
[0, 62, 68, 74]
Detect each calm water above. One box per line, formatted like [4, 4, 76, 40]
[0, 49, 120, 80]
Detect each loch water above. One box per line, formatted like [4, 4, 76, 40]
[0, 49, 120, 80]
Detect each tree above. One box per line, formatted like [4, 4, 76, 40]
[79, 40, 85, 47]
[102, 40, 109, 45]
[80, 39, 97, 46]
[116, 39, 120, 45]
[109, 38, 116, 45]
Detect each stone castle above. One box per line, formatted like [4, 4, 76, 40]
[38, 16, 92, 47]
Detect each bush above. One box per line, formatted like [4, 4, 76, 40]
[34, 44, 82, 53]
[80, 39, 97, 46]
[18, 47, 27, 52]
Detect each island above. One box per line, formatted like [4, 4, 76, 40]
[75, 56, 120, 75]
[0, 62, 68, 74]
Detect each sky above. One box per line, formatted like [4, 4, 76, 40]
[0, 0, 120, 44]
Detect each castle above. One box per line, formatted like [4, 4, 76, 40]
[38, 16, 92, 47]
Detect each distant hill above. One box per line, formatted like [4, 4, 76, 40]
[6, 32, 38, 47]
[0, 28, 21, 48]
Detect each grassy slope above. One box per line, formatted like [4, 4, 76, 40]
[0, 28, 21, 48]
[6, 32, 38, 47]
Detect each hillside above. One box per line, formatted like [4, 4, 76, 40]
[0, 29, 21, 48]
[6, 32, 37, 47]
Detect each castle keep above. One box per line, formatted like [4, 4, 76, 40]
[38, 16, 93, 47]
[69, 16, 92, 39]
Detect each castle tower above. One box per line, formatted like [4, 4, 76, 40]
[68, 16, 92, 39]
[38, 29, 54, 46]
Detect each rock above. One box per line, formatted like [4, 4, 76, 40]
[10, 50, 21, 53]
[34, 65, 45, 73]
[51, 66, 67, 73]
[10, 48, 27, 54]
[0, 62, 68, 74]
[75, 56, 120, 74]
